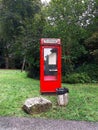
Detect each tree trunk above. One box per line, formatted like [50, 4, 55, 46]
[5, 57, 9, 69]
[21, 57, 26, 72]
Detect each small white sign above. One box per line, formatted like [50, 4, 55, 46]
[44, 39, 58, 44]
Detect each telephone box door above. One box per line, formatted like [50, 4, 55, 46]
[40, 39, 61, 93]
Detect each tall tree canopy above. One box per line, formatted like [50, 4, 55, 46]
[0, 0, 44, 69]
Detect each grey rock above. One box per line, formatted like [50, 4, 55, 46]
[22, 97, 52, 114]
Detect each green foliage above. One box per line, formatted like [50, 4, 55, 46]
[76, 63, 98, 82]
[62, 63, 98, 84]
[27, 45, 40, 79]
[0, 0, 43, 69]
[62, 59, 74, 76]
[27, 66, 39, 79]
[62, 72, 91, 84]
[84, 32, 98, 62]
[42, 0, 93, 81]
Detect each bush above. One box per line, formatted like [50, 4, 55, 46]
[27, 65, 39, 79]
[62, 59, 74, 76]
[62, 72, 91, 84]
[76, 63, 98, 82]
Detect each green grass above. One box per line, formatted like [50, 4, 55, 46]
[0, 70, 98, 122]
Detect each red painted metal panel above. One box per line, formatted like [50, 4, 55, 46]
[40, 38, 61, 93]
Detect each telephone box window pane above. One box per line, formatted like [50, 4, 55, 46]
[44, 48, 58, 77]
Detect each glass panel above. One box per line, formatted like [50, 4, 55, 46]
[44, 48, 58, 76]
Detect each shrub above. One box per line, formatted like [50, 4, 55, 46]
[62, 72, 91, 84]
[76, 63, 98, 82]
[27, 65, 39, 79]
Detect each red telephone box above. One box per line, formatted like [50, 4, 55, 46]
[40, 38, 61, 93]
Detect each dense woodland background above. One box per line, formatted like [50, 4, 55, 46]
[0, 0, 98, 83]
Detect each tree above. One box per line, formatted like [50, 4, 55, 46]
[0, 0, 43, 69]
[82, 0, 98, 63]
[85, 32, 98, 62]
[42, 0, 95, 75]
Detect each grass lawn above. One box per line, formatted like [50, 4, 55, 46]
[0, 69, 98, 122]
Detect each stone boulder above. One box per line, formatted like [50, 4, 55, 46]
[22, 97, 52, 114]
